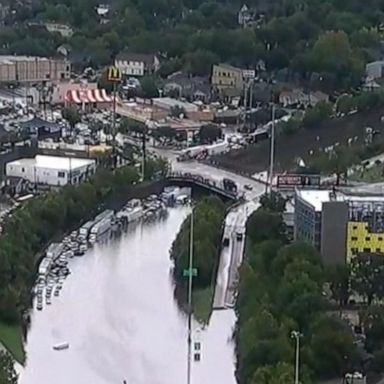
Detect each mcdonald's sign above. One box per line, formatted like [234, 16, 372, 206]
[107, 66, 122, 82]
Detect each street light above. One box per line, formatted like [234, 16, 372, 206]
[185, 209, 195, 384]
[291, 330, 302, 384]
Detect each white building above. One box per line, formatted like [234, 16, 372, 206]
[6, 155, 96, 186]
[366, 60, 384, 79]
[115, 52, 160, 77]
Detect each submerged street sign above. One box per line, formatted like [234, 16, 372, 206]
[183, 268, 198, 277]
[277, 174, 321, 189]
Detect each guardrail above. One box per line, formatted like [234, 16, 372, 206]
[166, 172, 238, 199]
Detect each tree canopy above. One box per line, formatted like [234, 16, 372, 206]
[0, 351, 17, 384]
[170, 196, 226, 294]
[3, 0, 383, 83]
[236, 206, 357, 383]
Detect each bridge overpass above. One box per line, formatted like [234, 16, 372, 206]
[166, 172, 239, 200]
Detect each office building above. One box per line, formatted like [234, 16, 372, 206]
[6, 155, 96, 186]
[294, 189, 384, 264]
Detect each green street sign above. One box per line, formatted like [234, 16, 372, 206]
[183, 268, 198, 277]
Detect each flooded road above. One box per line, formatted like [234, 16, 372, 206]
[19, 207, 237, 384]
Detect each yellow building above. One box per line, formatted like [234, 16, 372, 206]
[347, 221, 384, 261]
[211, 64, 244, 96]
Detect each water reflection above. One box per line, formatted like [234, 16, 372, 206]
[19, 207, 237, 384]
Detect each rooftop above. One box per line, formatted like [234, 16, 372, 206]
[115, 52, 157, 65]
[152, 97, 199, 112]
[296, 189, 384, 212]
[296, 190, 334, 211]
[0, 55, 60, 65]
[8, 155, 95, 171]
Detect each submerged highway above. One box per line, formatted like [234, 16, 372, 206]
[19, 208, 238, 384]
[18, 148, 265, 383]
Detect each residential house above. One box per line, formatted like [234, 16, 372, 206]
[96, 4, 110, 16]
[366, 60, 384, 79]
[164, 72, 211, 102]
[211, 63, 245, 99]
[115, 52, 160, 77]
[45, 23, 73, 37]
[279, 88, 329, 108]
[238, 4, 253, 27]
[56, 45, 91, 71]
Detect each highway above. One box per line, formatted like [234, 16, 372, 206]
[215, 200, 259, 309]
[155, 144, 266, 310]
[150, 144, 266, 311]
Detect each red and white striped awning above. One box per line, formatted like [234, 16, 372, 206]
[65, 89, 113, 104]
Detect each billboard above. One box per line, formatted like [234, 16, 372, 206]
[277, 174, 320, 189]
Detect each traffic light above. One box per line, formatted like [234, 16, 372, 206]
[107, 66, 122, 82]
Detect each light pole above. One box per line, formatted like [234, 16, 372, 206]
[187, 208, 194, 384]
[268, 103, 276, 193]
[291, 330, 302, 384]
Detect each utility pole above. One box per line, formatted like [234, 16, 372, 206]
[112, 81, 117, 169]
[141, 128, 146, 181]
[187, 209, 194, 384]
[107, 66, 121, 169]
[269, 103, 276, 193]
[249, 80, 253, 111]
[291, 331, 302, 384]
[242, 80, 248, 130]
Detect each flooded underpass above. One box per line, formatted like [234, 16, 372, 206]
[19, 207, 238, 384]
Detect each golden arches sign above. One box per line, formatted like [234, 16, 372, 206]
[107, 66, 122, 82]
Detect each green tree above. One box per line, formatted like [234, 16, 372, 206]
[183, 49, 218, 76]
[350, 253, 384, 305]
[246, 210, 287, 245]
[310, 31, 364, 88]
[140, 76, 159, 98]
[326, 264, 350, 308]
[170, 196, 226, 292]
[302, 101, 333, 129]
[307, 315, 356, 378]
[259, 191, 287, 213]
[336, 95, 356, 115]
[0, 351, 18, 384]
[62, 106, 81, 130]
[238, 310, 293, 383]
[251, 362, 294, 384]
[279, 117, 302, 136]
[313, 146, 358, 185]
[360, 306, 384, 353]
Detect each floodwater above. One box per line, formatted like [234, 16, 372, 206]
[19, 207, 237, 384]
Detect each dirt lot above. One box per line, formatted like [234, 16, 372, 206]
[212, 108, 384, 175]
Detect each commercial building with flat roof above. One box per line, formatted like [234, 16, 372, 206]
[0, 55, 70, 83]
[294, 189, 384, 264]
[6, 155, 95, 186]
